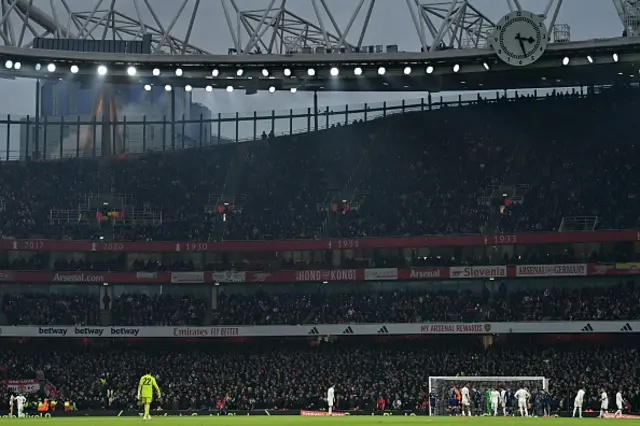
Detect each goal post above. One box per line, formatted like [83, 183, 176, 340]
[428, 376, 549, 416]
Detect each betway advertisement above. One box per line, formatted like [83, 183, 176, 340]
[1, 228, 638, 252]
[0, 321, 638, 338]
[0, 263, 626, 284]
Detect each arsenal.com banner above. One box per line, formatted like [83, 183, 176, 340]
[0, 321, 639, 338]
[0, 263, 629, 284]
[1, 229, 638, 252]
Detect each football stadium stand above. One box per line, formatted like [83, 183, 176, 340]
[1, 88, 640, 418]
[0, 90, 638, 241]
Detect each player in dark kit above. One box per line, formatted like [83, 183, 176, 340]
[472, 388, 482, 416]
[542, 390, 553, 417]
[429, 390, 437, 416]
[447, 387, 458, 415]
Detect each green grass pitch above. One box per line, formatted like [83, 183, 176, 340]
[1, 417, 638, 425]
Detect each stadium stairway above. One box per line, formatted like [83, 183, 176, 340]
[203, 307, 214, 326]
[220, 141, 251, 206]
[100, 309, 112, 326]
[321, 135, 374, 237]
[299, 304, 320, 325]
[484, 128, 535, 233]
[209, 141, 251, 240]
[0, 293, 6, 325]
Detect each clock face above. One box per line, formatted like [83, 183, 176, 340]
[490, 10, 549, 66]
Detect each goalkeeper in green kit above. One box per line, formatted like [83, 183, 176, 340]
[485, 389, 491, 414]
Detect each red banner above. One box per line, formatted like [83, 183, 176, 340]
[0, 264, 630, 284]
[1, 229, 638, 252]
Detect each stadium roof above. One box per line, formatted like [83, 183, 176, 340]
[0, 36, 639, 92]
[0, 0, 640, 92]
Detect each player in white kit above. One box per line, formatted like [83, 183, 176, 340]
[460, 385, 471, 416]
[9, 395, 15, 417]
[327, 385, 335, 415]
[514, 387, 530, 417]
[573, 387, 585, 418]
[615, 390, 624, 417]
[15, 395, 26, 418]
[499, 388, 507, 416]
[600, 389, 609, 418]
[490, 388, 500, 416]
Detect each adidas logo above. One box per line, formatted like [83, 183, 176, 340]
[378, 325, 389, 334]
[581, 323, 594, 332]
[308, 327, 319, 335]
[621, 323, 633, 332]
[342, 326, 354, 334]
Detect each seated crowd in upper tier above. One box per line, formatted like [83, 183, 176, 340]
[0, 89, 638, 242]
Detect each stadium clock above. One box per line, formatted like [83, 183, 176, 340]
[489, 10, 549, 67]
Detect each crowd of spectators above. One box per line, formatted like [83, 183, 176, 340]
[0, 293, 207, 326]
[212, 292, 316, 326]
[2, 293, 99, 326]
[327, 100, 505, 237]
[0, 339, 638, 413]
[214, 280, 639, 324]
[2, 279, 636, 326]
[495, 92, 640, 232]
[487, 281, 640, 321]
[111, 294, 207, 326]
[309, 290, 486, 324]
[0, 89, 637, 242]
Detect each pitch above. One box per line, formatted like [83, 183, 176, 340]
[0, 417, 636, 425]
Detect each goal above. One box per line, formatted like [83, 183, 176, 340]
[427, 376, 549, 416]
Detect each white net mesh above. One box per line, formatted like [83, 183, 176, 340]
[428, 376, 549, 416]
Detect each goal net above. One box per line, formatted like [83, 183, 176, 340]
[428, 376, 549, 416]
